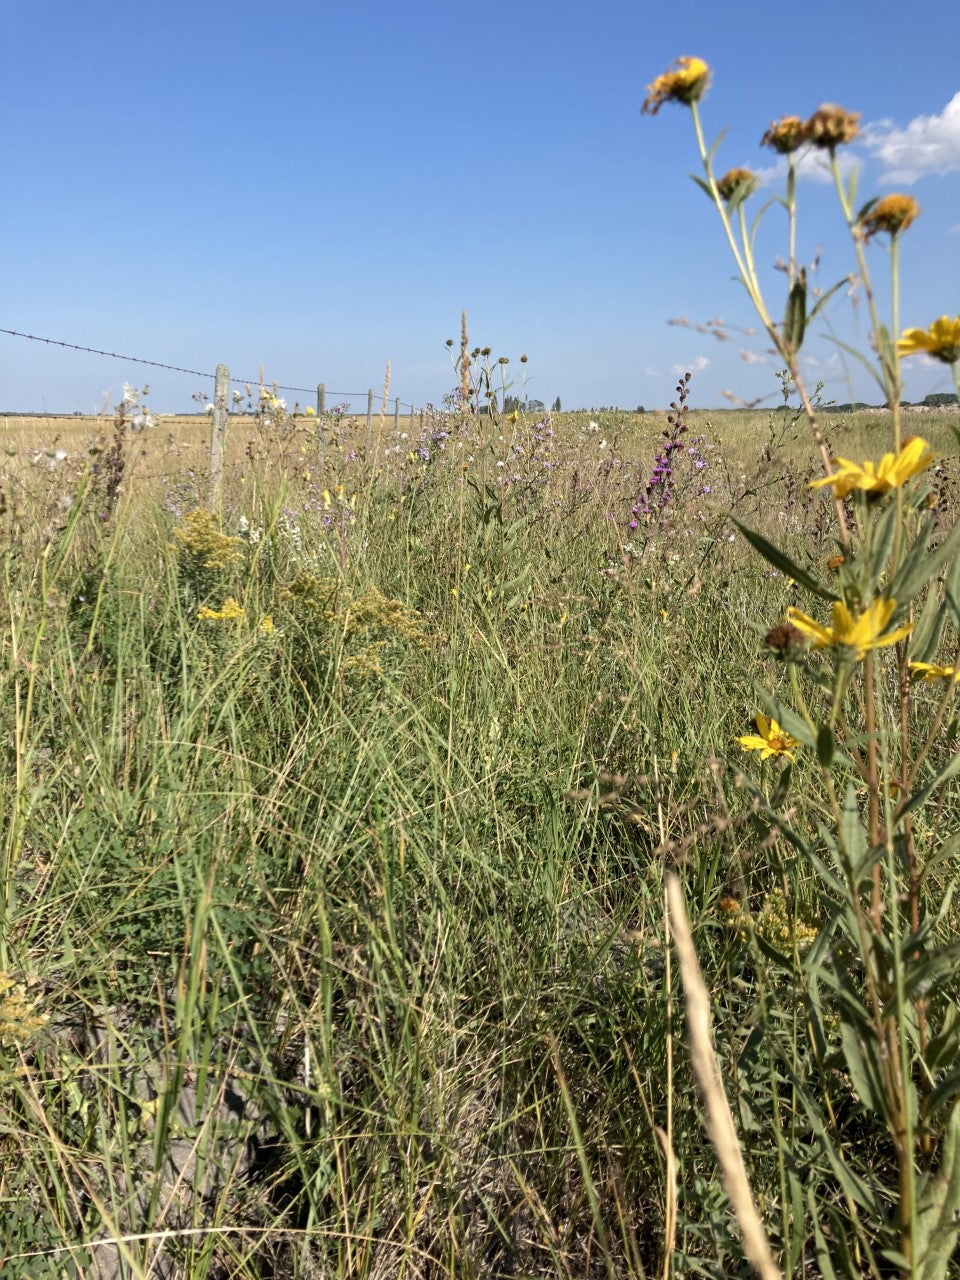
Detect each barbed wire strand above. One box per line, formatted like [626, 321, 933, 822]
[0, 327, 419, 411]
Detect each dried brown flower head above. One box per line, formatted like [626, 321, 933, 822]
[760, 115, 808, 154]
[716, 167, 759, 202]
[805, 104, 861, 149]
[826, 554, 846, 572]
[859, 193, 921, 240]
[642, 56, 710, 115]
[764, 622, 807, 655]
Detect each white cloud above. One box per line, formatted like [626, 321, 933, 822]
[756, 150, 858, 187]
[671, 355, 709, 374]
[739, 348, 767, 364]
[863, 92, 960, 183]
[645, 366, 660, 378]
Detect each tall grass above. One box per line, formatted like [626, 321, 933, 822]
[1, 396, 958, 1278]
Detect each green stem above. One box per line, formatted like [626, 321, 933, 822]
[829, 152, 898, 413]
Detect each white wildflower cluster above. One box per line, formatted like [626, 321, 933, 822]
[121, 382, 154, 432]
[236, 514, 263, 546]
[259, 386, 287, 428]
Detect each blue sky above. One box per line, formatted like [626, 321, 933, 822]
[4, 0, 959, 414]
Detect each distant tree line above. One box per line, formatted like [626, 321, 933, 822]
[828, 392, 959, 411]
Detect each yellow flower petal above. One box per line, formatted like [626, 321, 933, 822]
[642, 56, 710, 114]
[897, 316, 960, 365]
[909, 661, 960, 683]
[786, 599, 911, 661]
[809, 438, 934, 498]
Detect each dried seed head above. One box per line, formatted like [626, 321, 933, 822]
[764, 623, 807, 656]
[716, 167, 759, 202]
[805, 104, 861, 149]
[760, 115, 808, 154]
[859, 193, 921, 240]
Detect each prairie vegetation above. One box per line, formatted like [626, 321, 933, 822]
[1, 389, 959, 1278]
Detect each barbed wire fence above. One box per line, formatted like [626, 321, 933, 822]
[1, 326, 433, 503]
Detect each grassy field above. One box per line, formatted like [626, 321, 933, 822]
[1, 399, 959, 1278]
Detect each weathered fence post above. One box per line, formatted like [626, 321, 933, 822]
[316, 382, 326, 456]
[366, 388, 374, 450]
[208, 363, 229, 507]
[394, 397, 400, 431]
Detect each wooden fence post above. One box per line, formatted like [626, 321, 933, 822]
[209, 363, 229, 507]
[316, 383, 325, 456]
[366, 388, 374, 449]
[394, 397, 400, 431]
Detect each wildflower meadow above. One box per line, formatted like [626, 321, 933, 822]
[2, 59, 960, 1280]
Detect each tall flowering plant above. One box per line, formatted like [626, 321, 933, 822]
[646, 58, 960, 1280]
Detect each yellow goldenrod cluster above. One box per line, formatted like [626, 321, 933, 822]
[0, 972, 47, 1046]
[279, 573, 435, 680]
[171, 509, 245, 572]
[717, 891, 818, 953]
[755, 888, 819, 954]
[197, 596, 245, 622]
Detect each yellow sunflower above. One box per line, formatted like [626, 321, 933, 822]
[735, 714, 800, 761]
[897, 316, 960, 365]
[786, 599, 911, 661]
[642, 57, 710, 115]
[808, 436, 934, 499]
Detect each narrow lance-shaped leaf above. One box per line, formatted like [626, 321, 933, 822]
[732, 517, 837, 600]
[808, 277, 851, 325]
[916, 1101, 960, 1280]
[891, 516, 960, 610]
[783, 270, 807, 353]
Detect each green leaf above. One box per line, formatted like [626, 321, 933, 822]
[690, 173, 716, 201]
[808, 277, 850, 325]
[890, 516, 960, 609]
[816, 724, 834, 767]
[784, 272, 807, 353]
[756, 691, 816, 748]
[732, 518, 837, 601]
[917, 1101, 960, 1280]
[705, 126, 729, 164]
[839, 1021, 885, 1116]
[845, 165, 859, 210]
[912, 580, 949, 665]
[747, 198, 778, 250]
[855, 197, 879, 223]
[840, 782, 868, 874]
[829, 335, 887, 395]
[900, 749, 960, 818]
[944, 537, 960, 628]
